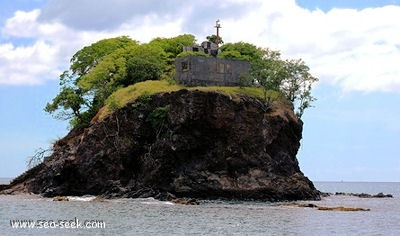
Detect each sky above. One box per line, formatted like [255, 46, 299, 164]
[0, 0, 399, 182]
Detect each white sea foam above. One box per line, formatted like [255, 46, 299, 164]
[138, 197, 174, 205]
[66, 195, 97, 201]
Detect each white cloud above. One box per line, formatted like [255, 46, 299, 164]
[0, 40, 59, 85]
[2, 10, 41, 37]
[227, 2, 400, 93]
[0, 9, 67, 85]
[37, 0, 185, 31]
[0, 0, 399, 92]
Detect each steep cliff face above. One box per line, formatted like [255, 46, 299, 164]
[5, 89, 320, 201]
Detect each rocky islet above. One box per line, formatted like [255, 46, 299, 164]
[2, 89, 320, 201]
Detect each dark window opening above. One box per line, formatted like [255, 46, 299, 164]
[181, 61, 191, 71]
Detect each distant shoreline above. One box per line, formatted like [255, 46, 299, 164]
[0, 178, 11, 185]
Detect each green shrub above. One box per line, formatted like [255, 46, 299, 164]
[131, 92, 152, 109]
[147, 106, 170, 129]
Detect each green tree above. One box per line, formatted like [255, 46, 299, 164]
[280, 59, 318, 117]
[46, 33, 317, 128]
[206, 34, 224, 45]
[149, 34, 197, 76]
[250, 49, 285, 101]
[45, 36, 138, 127]
[125, 44, 167, 85]
[219, 42, 283, 100]
[78, 43, 166, 96]
[149, 34, 196, 59]
[219, 42, 263, 61]
[45, 36, 170, 128]
[70, 36, 136, 78]
[219, 42, 318, 117]
[217, 50, 243, 60]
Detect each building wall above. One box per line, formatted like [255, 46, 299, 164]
[174, 56, 251, 87]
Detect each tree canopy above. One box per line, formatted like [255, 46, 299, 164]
[218, 42, 318, 117]
[206, 34, 224, 45]
[46, 34, 317, 129]
[45, 37, 138, 127]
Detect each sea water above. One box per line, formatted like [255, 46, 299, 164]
[1, 181, 399, 235]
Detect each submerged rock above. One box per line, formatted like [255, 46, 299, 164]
[3, 90, 320, 201]
[316, 206, 370, 211]
[334, 192, 393, 198]
[53, 196, 69, 201]
[171, 198, 199, 205]
[277, 203, 370, 211]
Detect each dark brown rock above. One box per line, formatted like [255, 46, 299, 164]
[3, 89, 320, 201]
[0, 184, 9, 191]
[53, 196, 69, 201]
[334, 192, 393, 198]
[316, 206, 370, 211]
[278, 203, 370, 211]
[171, 198, 199, 205]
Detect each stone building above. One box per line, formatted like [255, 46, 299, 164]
[183, 41, 219, 57]
[175, 35, 251, 87]
[174, 55, 251, 87]
[174, 19, 250, 87]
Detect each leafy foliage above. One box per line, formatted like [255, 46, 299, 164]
[46, 36, 173, 128]
[217, 50, 243, 60]
[45, 36, 138, 127]
[70, 36, 136, 77]
[147, 106, 170, 129]
[219, 42, 264, 61]
[279, 59, 318, 117]
[46, 33, 317, 129]
[206, 34, 224, 44]
[149, 34, 197, 75]
[149, 34, 196, 59]
[219, 42, 318, 117]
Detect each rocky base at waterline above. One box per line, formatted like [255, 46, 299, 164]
[324, 192, 393, 198]
[2, 89, 320, 201]
[0, 184, 9, 191]
[277, 203, 371, 212]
